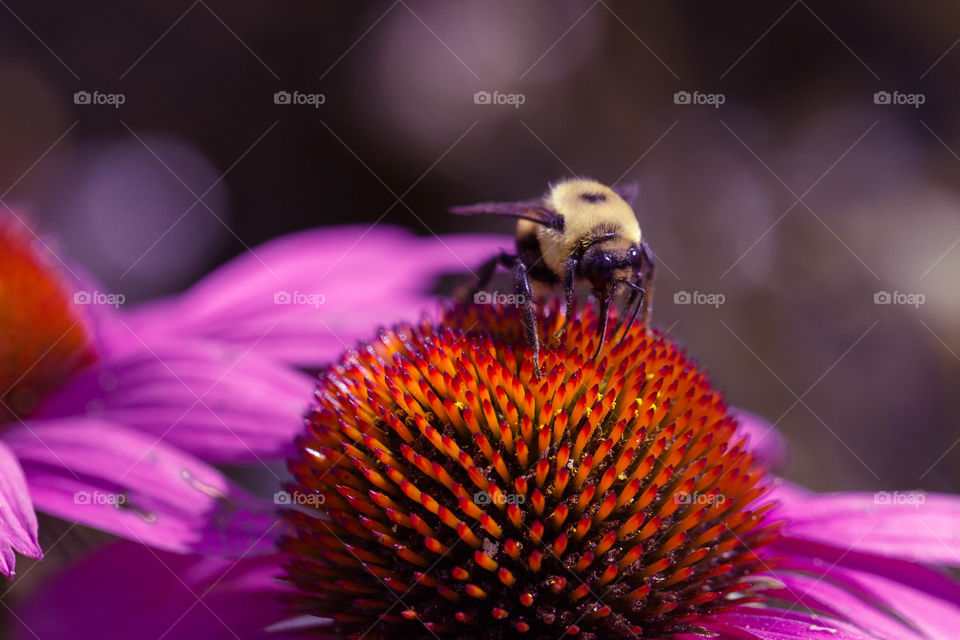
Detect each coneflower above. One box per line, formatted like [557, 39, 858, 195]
[15, 301, 960, 640]
[281, 302, 780, 638]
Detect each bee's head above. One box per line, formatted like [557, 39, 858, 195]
[583, 244, 643, 291]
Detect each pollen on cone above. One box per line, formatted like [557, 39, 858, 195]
[280, 301, 777, 639]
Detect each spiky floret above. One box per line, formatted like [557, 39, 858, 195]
[281, 302, 780, 639]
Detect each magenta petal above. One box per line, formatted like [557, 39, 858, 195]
[836, 565, 960, 640]
[3, 420, 279, 556]
[12, 541, 296, 640]
[701, 607, 877, 639]
[123, 226, 510, 367]
[770, 571, 923, 640]
[732, 409, 789, 469]
[775, 537, 960, 640]
[0, 442, 41, 577]
[774, 492, 960, 566]
[33, 339, 314, 463]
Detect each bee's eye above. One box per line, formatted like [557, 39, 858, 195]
[588, 253, 615, 283]
[627, 246, 641, 264]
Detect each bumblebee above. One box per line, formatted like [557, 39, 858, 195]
[451, 178, 655, 374]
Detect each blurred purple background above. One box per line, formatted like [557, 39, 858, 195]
[2, 2, 959, 502]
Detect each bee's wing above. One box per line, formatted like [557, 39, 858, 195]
[449, 199, 564, 231]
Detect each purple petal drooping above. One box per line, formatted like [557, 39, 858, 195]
[4, 420, 280, 556]
[0, 442, 42, 577]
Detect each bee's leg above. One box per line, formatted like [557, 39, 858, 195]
[500, 253, 542, 378]
[619, 284, 645, 341]
[466, 254, 503, 301]
[559, 256, 578, 333]
[640, 279, 654, 325]
[592, 286, 617, 360]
